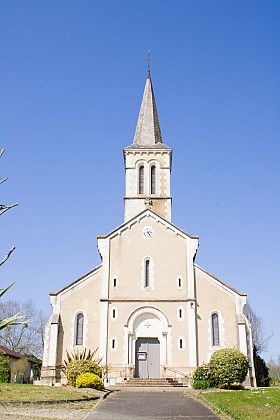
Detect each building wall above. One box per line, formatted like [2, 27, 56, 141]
[99, 213, 198, 378]
[106, 301, 190, 367]
[42, 214, 251, 385]
[48, 268, 103, 384]
[195, 266, 242, 365]
[109, 216, 188, 300]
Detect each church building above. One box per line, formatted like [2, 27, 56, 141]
[41, 71, 256, 386]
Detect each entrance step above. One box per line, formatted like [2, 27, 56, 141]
[122, 378, 185, 387]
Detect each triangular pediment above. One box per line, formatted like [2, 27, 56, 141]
[98, 209, 198, 241]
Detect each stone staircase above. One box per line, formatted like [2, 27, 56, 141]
[122, 377, 185, 387]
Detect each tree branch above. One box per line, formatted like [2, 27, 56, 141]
[0, 148, 8, 184]
[244, 302, 272, 353]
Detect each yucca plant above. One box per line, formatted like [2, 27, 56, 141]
[61, 348, 103, 386]
[62, 347, 102, 373]
[0, 284, 27, 331]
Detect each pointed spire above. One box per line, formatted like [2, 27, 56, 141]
[133, 71, 163, 146]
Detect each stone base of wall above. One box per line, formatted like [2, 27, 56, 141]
[39, 364, 198, 387]
[40, 366, 63, 386]
[102, 364, 194, 385]
[247, 367, 257, 387]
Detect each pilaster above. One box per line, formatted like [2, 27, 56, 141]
[186, 238, 199, 367]
[41, 294, 61, 385]
[97, 237, 110, 363]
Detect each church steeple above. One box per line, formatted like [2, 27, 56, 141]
[123, 72, 172, 222]
[133, 71, 163, 146]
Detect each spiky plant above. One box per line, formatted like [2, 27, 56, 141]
[0, 284, 27, 330]
[61, 348, 102, 373]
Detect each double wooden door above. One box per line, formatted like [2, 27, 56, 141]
[135, 338, 160, 378]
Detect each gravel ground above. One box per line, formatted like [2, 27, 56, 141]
[0, 404, 96, 419]
[0, 389, 108, 420]
[0, 402, 99, 419]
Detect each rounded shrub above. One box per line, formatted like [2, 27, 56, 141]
[65, 360, 102, 386]
[208, 348, 249, 388]
[76, 372, 104, 390]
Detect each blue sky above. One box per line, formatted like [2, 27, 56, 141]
[1, 0, 279, 361]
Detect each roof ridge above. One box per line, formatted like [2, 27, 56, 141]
[194, 264, 247, 296]
[50, 263, 103, 296]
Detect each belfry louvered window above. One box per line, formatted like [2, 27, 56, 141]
[145, 259, 150, 288]
[151, 165, 156, 194]
[212, 313, 220, 346]
[139, 165, 144, 194]
[75, 313, 84, 345]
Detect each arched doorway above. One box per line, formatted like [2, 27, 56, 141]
[126, 307, 169, 378]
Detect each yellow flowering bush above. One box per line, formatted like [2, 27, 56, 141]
[76, 372, 104, 390]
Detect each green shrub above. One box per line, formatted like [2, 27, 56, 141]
[193, 364, 209, 381]
[192, 364, 211, 389]
[0, 356, 11, 383]
[192, 379, 210, 390]
[269, 377, 280, 387]
[208, 348, 249, 388]
[76, 372, 104, 390]
[65, 359, 102, 386]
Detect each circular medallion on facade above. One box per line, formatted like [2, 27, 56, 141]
[142, 226, 153, 238]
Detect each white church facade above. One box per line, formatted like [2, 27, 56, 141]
[41, 71, 256, 386]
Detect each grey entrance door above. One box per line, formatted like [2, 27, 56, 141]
[135, 338, 160, 378]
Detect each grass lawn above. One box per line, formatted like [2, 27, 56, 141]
[201, 387, 280, 420]
[0, 383, 101, 402]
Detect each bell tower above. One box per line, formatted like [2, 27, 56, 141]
[123, 71, 172, 222]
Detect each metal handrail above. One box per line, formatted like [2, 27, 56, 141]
[163, 366, 189, 378]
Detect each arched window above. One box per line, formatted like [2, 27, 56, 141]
[145, 259, 150, 288]
[150, 165, 156, 194]
[75, 313, 84, 346]
[139, 165, 144, 194]
[212, 313, 220, 346]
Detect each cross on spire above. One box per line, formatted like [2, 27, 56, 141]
[144, 50, 154, 71]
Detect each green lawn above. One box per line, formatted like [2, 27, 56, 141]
[201, 388, 280, 420]
[0, 383, 100, 402]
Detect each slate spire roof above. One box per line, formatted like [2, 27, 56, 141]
[132, 70, 164, 147]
